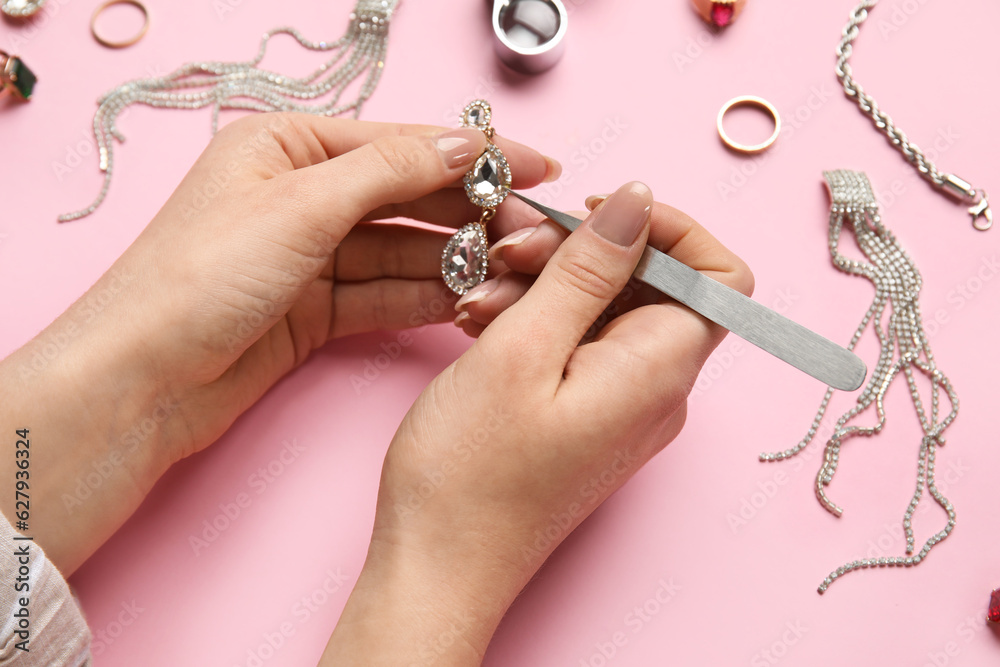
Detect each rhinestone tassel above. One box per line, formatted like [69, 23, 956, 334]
[760, 170, 959, 594]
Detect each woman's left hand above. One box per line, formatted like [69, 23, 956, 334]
[0, 112, 556, 574]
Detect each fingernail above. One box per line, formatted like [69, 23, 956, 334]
[585, 194, 610, 211]
[542, 156, 563, 183]
[490, 227, 536, 262]
[590, 182, 653, 247]
[434, 128, 487, 169]
[455, 280, 495, 312]
[454, 311, 472, 327]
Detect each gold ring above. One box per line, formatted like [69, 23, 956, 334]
[91, 0, 149, 49]
[717, 95, 781, 154]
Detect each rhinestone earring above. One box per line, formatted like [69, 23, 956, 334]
[441, 100, 511, 295]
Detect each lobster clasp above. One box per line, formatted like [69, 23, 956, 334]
[969, 190, 992, 231]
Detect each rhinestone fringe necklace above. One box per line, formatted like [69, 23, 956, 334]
[761, 170, 959, 594]
[60, 0, 400, 222]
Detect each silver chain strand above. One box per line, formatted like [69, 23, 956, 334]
[760, 171, 959, 594]
[59, 0, 400, 222]
[836, 0, 992, 231]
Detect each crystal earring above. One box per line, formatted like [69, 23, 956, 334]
[441, 100, 512, 295]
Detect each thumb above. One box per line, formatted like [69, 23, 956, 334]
[278, 127, 488, 245]
[492, 181, 653, 369]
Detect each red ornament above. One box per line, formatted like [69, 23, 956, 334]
[710, 2, 735, 27]
[989, 588, 1000, 624]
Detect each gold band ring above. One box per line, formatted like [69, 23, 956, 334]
[91, 0, 149, 49]
[717, 95, 781, 154]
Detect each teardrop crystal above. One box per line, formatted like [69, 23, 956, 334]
[464, 144, 511, 208]
[474, 155, 501, 198]
[461, 99, 492, 130]
[441, 223, 489, 295]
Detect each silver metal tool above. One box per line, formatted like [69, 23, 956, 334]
[511, 191, 868, 391]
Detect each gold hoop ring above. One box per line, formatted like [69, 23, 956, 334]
[717, 95, 781, 154]
[91, 0, 149, 49]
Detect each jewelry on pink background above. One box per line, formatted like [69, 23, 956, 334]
[717, 95, 780, 154]
[0, 0, 44, 19]
[60, 0, 400, 222]
[90, 0, 150, 49]
[441, 100, 511, 296]
[836, 0, 991, 231]
[0, 50, 36, 101]
[691, 0, 746, 28]
[762, 171, 959, 594]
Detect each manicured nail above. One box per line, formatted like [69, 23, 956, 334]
[434, 128, 488, 169]
[543, 156, 563, 183]
[585, 194, 609, 211]
[590, 182, 653, 247]
[455, 280, 495, 312]
[454, 311, 472, 327]
[490, 227, 536, 262]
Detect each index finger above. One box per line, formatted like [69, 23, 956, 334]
[260, 115, 555, 189]
[586, 196, 754, 297]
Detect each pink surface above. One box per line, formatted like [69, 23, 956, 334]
[3, 0, 1000, 665]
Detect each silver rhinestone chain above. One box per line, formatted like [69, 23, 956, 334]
[761, 170, 959, 594]
[60, 0, 400, 222]
[836, 0, 991, 230]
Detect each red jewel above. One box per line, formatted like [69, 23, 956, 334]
[710, 2, 735, 27]
[989, 588, 1000, 624]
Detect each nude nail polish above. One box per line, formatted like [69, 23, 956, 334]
[585, 194, 610, 211]
[434, 128, 488, 169]
[490, 227, 536, 262]
[590, 182, 653, 247]
[455, 281, 495, 312]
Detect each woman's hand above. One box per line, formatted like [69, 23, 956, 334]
[0, 113, 556, 574]
[322, 182, 754, 665]
[134, 113, 555, 459]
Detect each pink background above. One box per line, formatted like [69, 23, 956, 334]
[3, 0, 1000, 665]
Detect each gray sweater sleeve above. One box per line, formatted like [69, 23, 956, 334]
[0, 513, 91, 665]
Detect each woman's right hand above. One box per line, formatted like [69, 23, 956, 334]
[323, 181, 754, 665]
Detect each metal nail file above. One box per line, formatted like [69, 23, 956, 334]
[510, 191, 867, 392]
